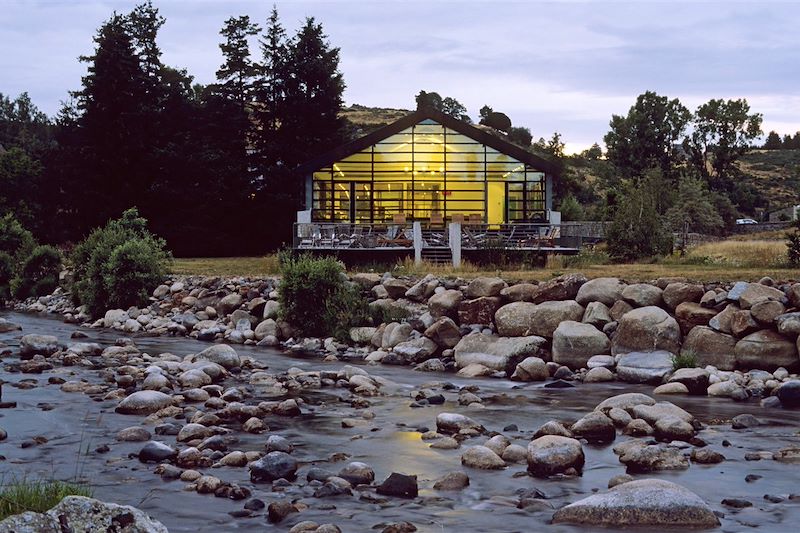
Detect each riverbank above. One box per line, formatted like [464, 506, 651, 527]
[2, 310, 800, 531]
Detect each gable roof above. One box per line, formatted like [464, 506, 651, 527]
[296, 107, 559, 175]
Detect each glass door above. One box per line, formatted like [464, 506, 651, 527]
[332, 182, 372, 222]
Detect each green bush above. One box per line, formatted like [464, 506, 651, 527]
[671, 351, 698, 370]
[787, 225, 800, 267]
[607, 179, 673, 261]
[71, 208, 171, 317]
[279, 254, 371, 337]
[0, 214, 35, 262]
[0, 252, 13, 301]
[11, 244, 62, 300]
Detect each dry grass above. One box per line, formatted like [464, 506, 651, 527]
[172, 256, 281, 277]
[683, 239, 788, 268]
[727, 229, 788, 241]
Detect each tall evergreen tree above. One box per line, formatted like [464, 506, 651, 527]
[216, 16, 261, 109]
[763, 130, 782, 149]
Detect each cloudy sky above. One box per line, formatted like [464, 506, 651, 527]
[2, 0, 799, 152]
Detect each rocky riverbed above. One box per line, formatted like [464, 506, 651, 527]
[2, 311, 800, 532]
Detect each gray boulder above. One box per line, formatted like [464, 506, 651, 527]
[738, 282, 786, 309]
[424, 317, 462, 348]
[529, 273, 587, 303]
[552, 321, 610, 369]
[662, 282, 704, 310]
[466, 277, 506, 298]
[216, 293, 243, 316]
[576, 277, 626, 307]
[582, 301, 612, 328]
[494, 302, 536, 336]
[250, 451, 298, 482]
[776, 312, 800, 337]
[116, 391, 173, 415]
[622, 284, 663, 308]
[680, 326, 737, 370]
[735, 330, 798, 370]
[552, 479, 719, 528]
[392, 337, 438, 364]
[19, 334, 63, 357]
[611, 306, 681, 356]
[196, 344, 240, 369]
[500, 282, 539, 302]
[511, 356, 548, 381]
[527, 435, 585, 477]
[615, 351, 674, 384]
[0, 496, 168, 532]
[428, 289, 463, 319]
[454, 333, 546, 373]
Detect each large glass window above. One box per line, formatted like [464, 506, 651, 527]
[310, 120, 548, 223]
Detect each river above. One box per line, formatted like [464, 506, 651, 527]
[1, 311, 798, 532]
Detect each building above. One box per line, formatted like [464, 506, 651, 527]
[296, 107, 558, 225]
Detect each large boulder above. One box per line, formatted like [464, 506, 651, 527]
[674, 302, 716, 335]
[424, 317, 462, 348]
[500, 282, 539, 302]
[617, 442, 689, 473]
[680, 326, 737, 370]
[622, 284, 663, 308]
[454, 333, 546, 373]
[738, 282, 786, 309]
[494, 302, 536, 336]
[196, 344, 241, 369]
[570, 411, 615, 443]
[776, 312, 800, 337]
[428, 289, 463, 319]
[457, 296, 503, 325]
[751, 300, 786, 326]
[254, 319, 278, 341]
[116, 391, 173, 415]
[466, 277, 506, 298]
[250, 451, 298, 482]
[527, 435, 585, 477]
[612, 306, 681, 356]
[583, 301, 612, 328]
[19, 334, 63, 357]
[708, 304, 737, 334]
[461, 446, 505, 469]
[103, 309, 128, 328]
[528, 301, 585, 338]
[595, 393, 655, 413]
[552, 321, 610, 369]
[528, 273, 587, 303]
[552, 479, 719, 528]
[615, 351, 674, 384]
[730, 310, 760, 338]
[0, 318, 21, 333]
[510, 356, 549, 381]
[734, 330, 798, 370]
[576, 277, 626, 307]
[216, 293, 243, 316]
[0, 496, 169, 532]
[436, 412, 483, 434]
[392, 337, 438, 364]
[383, 278, 410, 299]
[405, 274, 439, 301]
[667, 368, 710, 395]
[661, 282, 704, 311]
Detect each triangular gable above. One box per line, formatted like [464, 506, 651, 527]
[296, 107, 559, 175]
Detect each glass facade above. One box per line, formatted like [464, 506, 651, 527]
[310, 119, 547, 224]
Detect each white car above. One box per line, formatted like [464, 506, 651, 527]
[735, 218, 758, 225]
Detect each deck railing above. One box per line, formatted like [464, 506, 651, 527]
[293, 222, 581, 251]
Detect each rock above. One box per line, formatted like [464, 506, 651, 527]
[456, 363, 494, 377]
[511, 357, 548, 381]
[0, 496, 169, 532]
[19, 334, 62, 357]
[653, 382, 688, 395]
[433, 471, 470, 490]
[622, 284, 663, 308]
[735, 330, 798, 370]
[630, 401, 693, 426]
[533, 420, 573, 439]
[527, 436, 584, 477]
[552, 479, 719, 528]
[116, 391, 173, 415]
[414, 358, 446, 372]
[618, 443, 689, 473]
[436, 412, 483, 434]
[393, 337, 439, 364]
[103, 309, 128, 328]
[616, 351, 674, 384]
[576, 277, 626, 307]
[709, 304, 737, 334]
[552, 321, 610, 369]
[253, 319, 278, 340]
[611, 306, 681, 356]
[530, 301, 586, 338]
[405, 274, 439, 301]
[461, 446, 505, 469]
[571, 412, 615, 443]
[500, 283, 539, 302]
[216, 293, 243, 316]
[609, 300, 633, 321]
[0, 318, 21, 333]
[116, 426, 152, 442]
[738, 282, 786, 309]
[751, 300, 785, 325]
[424, 317, 461, 348]
[624, 419, 654, 437]
[428, 289, 463, 319]
[674, 302, 716, 335]
[731, 310, 760, 338]
[249, 451, 298, 482]
[376, 472, 418, 498]
[457, 296, 502, 325]
[662, 282, 704, 311]
[731, 413, 760, 429]
[776, 312, 800, 336]
[383, 278, 410, 299]
[352, 273, 381, 289]
[595, 393, 656, 413]
[583, 301, 612, 328]
[382, 323, 413, 349]
[707, 380, 746, 398]
[587, 355, 615, 369]
[338, 462, 375, 485]
[777, 380, 800, 407]
[654, 416, 695, 441]
[680, 326, 737, 370]
[608, 474, 634, 488]
[268, 500, 297, 523]
[466, 277, 506, 298]
[454, 333, 546, 373]
[667, 367, 710, 395]
[138, 441, 178, 463]
[493, 302, 536, 336]
[584, 366, 614, 383]
[196, 344, 240, 369]
[691, 448, 725, 464]
[502, 444, 528, 463]
[177, 423, 211, 443]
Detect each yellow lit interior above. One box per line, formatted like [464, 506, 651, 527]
[311, 119, 546, 223]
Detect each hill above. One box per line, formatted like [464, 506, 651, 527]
[736, 149, 800, 211]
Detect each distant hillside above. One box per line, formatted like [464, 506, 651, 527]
[340, 104, 412, 137]
[736, 149, 800, 211]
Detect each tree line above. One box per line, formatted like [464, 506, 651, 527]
[0, 2, 345, 255]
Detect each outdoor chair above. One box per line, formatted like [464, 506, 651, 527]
[450, 214, 465, 225]
[429, 213, 444, 227]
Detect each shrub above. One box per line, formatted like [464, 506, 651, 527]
[279, 254, 371, 337]
[0, 478, 92, 520]
[787, 219, 800, 267]
[71, 208, 171, 317]
[671, 351, 698, 370]
[0, 214, 35, 262]
[0, 252, 13, 301]
[606, 180, 673, 261]
[11, 244, 62, 300]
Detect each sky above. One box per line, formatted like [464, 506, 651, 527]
[2, 0, 800, 154]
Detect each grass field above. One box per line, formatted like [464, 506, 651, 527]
[172, 240, 799, 283]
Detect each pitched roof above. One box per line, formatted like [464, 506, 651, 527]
[296, 107, 559, 175]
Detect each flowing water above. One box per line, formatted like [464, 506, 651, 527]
[1, 311, 799, 532]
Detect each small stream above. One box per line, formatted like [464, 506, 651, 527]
[1, 310, 799, 532]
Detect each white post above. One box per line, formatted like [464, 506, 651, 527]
[449, 222, 461, 268]
[413, 221, 423, 265]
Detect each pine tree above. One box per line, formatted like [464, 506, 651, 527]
[216, 16, 261, 109]
[763, 130, 782, 150]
